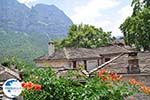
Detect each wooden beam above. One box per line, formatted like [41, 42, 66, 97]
[89, 53, 125, 74]
[81, 70, 89, 77]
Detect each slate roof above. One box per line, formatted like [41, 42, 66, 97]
[95, 45, 130, 55]
[0, 65, 21, 80]
[35, 45, 131, 61]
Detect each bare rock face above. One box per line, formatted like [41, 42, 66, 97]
[0, 0, 72, 38]
[0, 0, 72, 61]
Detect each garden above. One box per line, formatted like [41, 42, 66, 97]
[10, 60, 149, 100]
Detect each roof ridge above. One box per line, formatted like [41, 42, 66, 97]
[5, 67, 21, 80]
[116, 45, 129, 52]
[0, 65, 21, 80]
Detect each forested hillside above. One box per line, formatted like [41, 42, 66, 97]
[0, 30, 48, 62]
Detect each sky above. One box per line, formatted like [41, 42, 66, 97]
[17, 0, 133, 37]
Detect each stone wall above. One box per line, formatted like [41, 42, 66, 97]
[138, 52, 150, 73]
[105, 52, 150, 74]
[36, 60, 71, 69]
[104, 54, 128, 73]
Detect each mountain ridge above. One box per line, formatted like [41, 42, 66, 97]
[0, 0, 72, 37]
[0, 0, 73, 62]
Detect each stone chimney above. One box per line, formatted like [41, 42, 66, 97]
[48, 41, 55, 56]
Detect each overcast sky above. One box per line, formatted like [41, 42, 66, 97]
[17, 0, 133, 37]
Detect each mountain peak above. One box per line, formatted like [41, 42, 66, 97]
[0, 0, 72, 36]
[33, 4, 61, 12]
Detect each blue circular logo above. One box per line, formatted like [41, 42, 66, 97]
[2, 79, 22, 98]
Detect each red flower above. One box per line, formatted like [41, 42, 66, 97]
[21, 82, 27, 88]
[34, 84, 42, 91]
[98, 68, 105, 77]
[21, 82, 42, 91]
[26, 82, 34, 90]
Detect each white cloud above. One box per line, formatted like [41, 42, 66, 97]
[112, 5, 133, 36]
[70, 0, 120, 36]
[71, 0, 119, 24]
[118, 5, 133, 21]
[70, 0, 134, 37]
[18, 0, 36, 4]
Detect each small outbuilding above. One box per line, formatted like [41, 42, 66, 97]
[0, 65, 22, 100]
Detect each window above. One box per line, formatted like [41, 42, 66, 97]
[84, 60, 87, 70]
[72, 61, 76, 69]
[105, 58, 110, 62]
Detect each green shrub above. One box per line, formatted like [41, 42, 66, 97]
[21, 67, 138, 100]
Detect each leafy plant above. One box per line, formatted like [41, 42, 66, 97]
[20, 66, 143, 100]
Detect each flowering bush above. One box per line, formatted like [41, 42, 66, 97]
[3, 57, 150, 99]
[20, 67, 150, 100]
[98, 68, 122, 81]
[7, 57, 146, 100]
[129, 79, 150, 95]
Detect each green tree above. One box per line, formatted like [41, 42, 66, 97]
[120, 0, 150, 50]
[55, 24, 111, 49]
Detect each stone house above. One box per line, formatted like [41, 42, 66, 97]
[35, 42, 150, 99]
[34, 42, 140, 74]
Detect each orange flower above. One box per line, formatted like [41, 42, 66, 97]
[109, 72, 122, 81]
[129, 79, 138, 86]
[101, 77, 108, 81]
[128, 79, 150, 95]
[140, 86, 150, 95]
[138, 82, 145, 87]
[98, 68, 106, 77]
[34, 84, 42, 91]
[26, 82, 34, 90]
